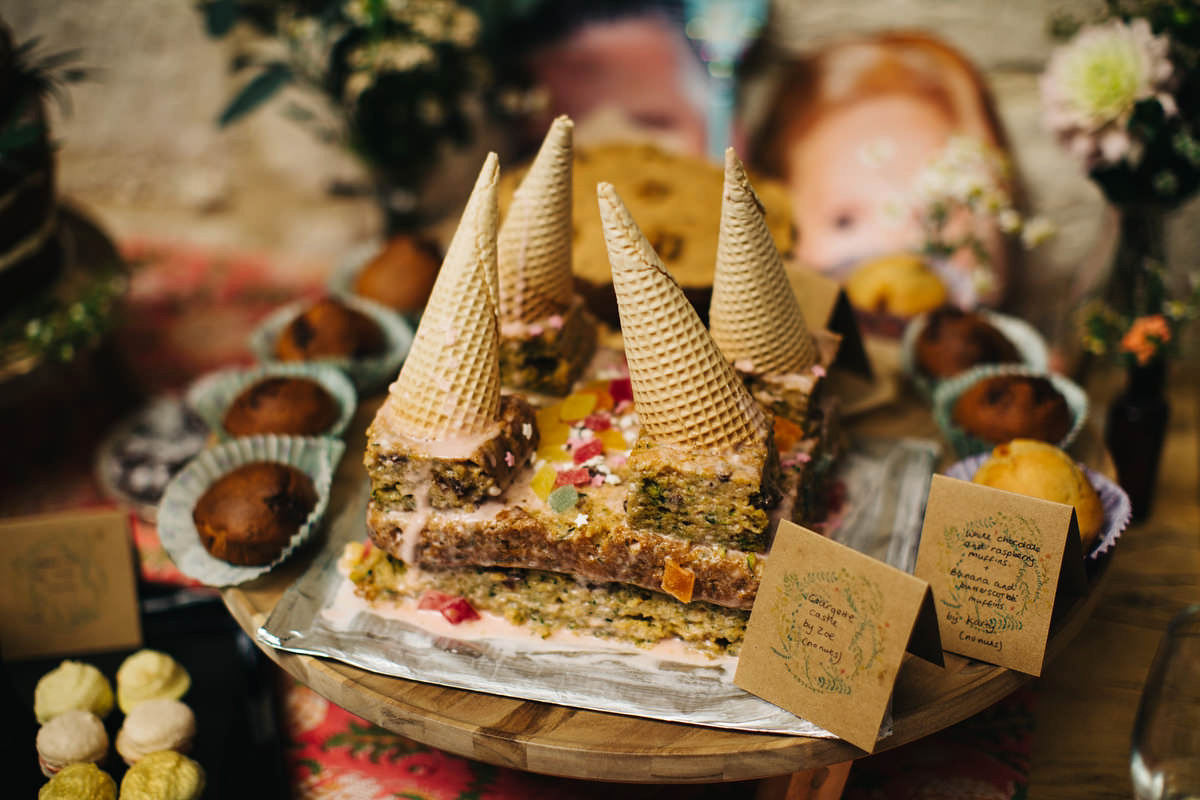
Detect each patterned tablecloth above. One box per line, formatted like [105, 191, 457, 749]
[10, 238, 1033, 800]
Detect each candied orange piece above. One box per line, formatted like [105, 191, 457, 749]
[773, 415, 805, 454]
[559, 391, 597, 422]
[531, 464, 558, 501]
[660, 558, 695, 604]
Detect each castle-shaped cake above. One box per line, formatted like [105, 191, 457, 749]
[351, 123, 840, 657]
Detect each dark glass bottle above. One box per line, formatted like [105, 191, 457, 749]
[1104, 359, 1170, 523]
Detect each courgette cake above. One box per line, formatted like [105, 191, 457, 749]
[349, 134, 840, 658]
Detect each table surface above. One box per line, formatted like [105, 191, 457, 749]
[220, 354, 1152, 786]
[1025, 364, 1200, 799]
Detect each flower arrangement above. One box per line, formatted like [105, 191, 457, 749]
[1079, 270, 1200, 366]
[1042, 3, 1200, 207]
[200, 0, 541, 227]
[884, 135, 1052, 304]
[1042, 1, 1200, 365]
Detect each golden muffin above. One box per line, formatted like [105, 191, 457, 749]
[844, 253, 949, 317]
[973, 439, 1105, 549]
[192, 462, 317, 566]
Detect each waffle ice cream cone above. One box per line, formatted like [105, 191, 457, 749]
[382, 153, 501, 440]
[498, 115, 574, 323]
[597, 181, 768, 450]
[710, 148, 816, 374]
[443, 150, 501, 310]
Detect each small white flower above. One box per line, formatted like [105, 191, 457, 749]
[1021, 217, 1057, 248]
[573, 513, 589, 527]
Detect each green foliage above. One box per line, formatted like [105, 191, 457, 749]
[218, 62, 294, 127]
[200, 0, 543, 199]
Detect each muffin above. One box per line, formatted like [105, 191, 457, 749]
[973, 439, 1105, 549]
[275, 297, 386, 362]
[116, 699, 196, 765]
[353, 234, 441, 312]
[34, 661, 114, 724]
[952, 374, 1072, 446]
[844, 253, 949, 317]
[36, 710, 109, 777]
[221, 376, 340, 437]
[119, 751, 205, 800]
[915, 306, 1021, 379]
[38, 763, 117, 800]
[116, 650, 191, 714]
[192, 461, 318, 566]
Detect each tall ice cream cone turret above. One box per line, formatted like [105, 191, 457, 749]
[598, 180, 781, 549]
[365, 152, 539, 516]
[597, 180, 769, 451]
[376, 153, 502, 442]
[495, 116, 596, 395]
[498, 115, 574, 323]
[710, 148, 816, 374]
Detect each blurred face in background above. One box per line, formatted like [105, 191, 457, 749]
[527, 13, 708, 156]
[787, 91, 956, 271]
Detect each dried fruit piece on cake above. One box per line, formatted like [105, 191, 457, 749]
[496, 115, 597, 396]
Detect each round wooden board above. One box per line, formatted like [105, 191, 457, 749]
[222, 385, 1114, 784]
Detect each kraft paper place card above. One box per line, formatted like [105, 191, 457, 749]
[735, 521, 942, 751]
[914, 475, 1087, 676]
[788, 266, 872, 379]
[0, 510, 142, 660]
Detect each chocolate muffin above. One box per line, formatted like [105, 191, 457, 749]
[915, 307, 1021, 379]
[353, 234, 440, 312]
[192, 462, 318, 566]
[275, 298, 385, 362]
[222, 376, 339, 437]
[952, 374, 1072, 445]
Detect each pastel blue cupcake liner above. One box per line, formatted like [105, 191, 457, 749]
[185, 362, 357, 442]
[326, 241, 376, 296]
[946, 452, 1132, 560]
[932, 364, 1089, 459]
[248, 293, 413, 395]
[900, 309, 1050, 400]
[157, 435, 345, 586]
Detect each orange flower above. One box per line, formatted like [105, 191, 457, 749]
[1120, 314, 1172, 364]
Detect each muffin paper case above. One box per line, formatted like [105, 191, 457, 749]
[900, 309, 1051, 399]
[374, 153, 503, 441]
[184, 362, 357, 441]
[932, 364, 1089, 459]
[156, 435, 344, 586]
[498, 115, 575, 324]
[710, 148, 817, 374]
[946, 452, 1132, 560]
[247, 293, 413, 395]
[598, 181, 769, 450]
